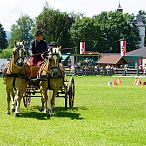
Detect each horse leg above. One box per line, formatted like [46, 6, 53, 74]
[40, 96, 45, 112]
[14, 90, 21, 117]
[6, 91, 11, 115]
[40, 86, 47, 111]
[15, 89, 26, 117]
[50, 89, 58, 114]
[40, 88, 52, 118]
[6, 84, 14, 114]
[47, 90, 53, 117]
[39, 81, 48, 112]
[14, 79, 27, 117]
[11, 90, 15, 112]
[43, 89, 48, 113]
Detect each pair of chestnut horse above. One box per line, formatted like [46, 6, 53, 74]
[4, 41, 64, 117]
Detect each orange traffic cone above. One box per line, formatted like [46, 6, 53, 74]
[117, 78, 122, 85]
[134, 78, 138, 85]
[113, 79, 118, 85]
[135, 78, 142, 85]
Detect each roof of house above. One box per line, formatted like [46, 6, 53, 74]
[126, 47, 146, 57]
[97, 55, 128, 64]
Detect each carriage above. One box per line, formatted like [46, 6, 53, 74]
[4, 41, 75, 118]
[23, 73, 75, 110]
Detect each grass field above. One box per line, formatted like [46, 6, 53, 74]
[0, 76, 145, 146]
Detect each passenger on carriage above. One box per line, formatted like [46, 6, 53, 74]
[29, 30, 48, 66]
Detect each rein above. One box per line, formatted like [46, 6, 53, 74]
[31, 50, 49, 56]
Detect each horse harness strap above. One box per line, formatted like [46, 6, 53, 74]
[4, 73, 19, 77]
[13, 77, 16, 90]
[38, 74, 64, 90]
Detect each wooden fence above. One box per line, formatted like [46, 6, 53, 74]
[0, 66, 144, 76]
[64, 67, 144, 76]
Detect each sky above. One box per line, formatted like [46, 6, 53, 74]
[0, 0, 146, 31]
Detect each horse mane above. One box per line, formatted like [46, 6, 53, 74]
[4, 41, 25, 75]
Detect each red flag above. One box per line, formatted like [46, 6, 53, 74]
[120, 40, 126, 56]
[80, 42, 85, 54]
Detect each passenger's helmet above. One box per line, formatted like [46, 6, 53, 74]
[49, 41, 58, 47]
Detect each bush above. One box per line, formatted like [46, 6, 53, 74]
[0, 48, 12, 59]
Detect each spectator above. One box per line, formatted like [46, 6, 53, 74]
[105, 64, 111, 75]
[123, 65, 128, 76]
[143, 65, 146, 75]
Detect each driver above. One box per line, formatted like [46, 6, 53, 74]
[29, 30, 48, 66]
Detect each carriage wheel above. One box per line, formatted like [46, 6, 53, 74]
[63, 84, 68, 110]
[68, 77, 75, 109]
[65, 94, 68, 110]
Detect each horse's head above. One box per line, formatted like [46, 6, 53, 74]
[49, 46, 62, 77]
[13, 41, 25, 67]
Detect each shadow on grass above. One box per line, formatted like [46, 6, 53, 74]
[20, 111, 48, 120]
[54, 107, 85, 120]
[18, 106, 87, 120]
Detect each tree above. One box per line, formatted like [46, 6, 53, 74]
[94, 11, 140, 52]
[0, 23, 8, 50]
[9, 15, 35, 51]
[70, 17, 100, 53]
[36, 3, 74, 48]
[70, 11, 140, 53]
[0, 48, 12, 59]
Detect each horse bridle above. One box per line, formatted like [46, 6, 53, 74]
[13, 46, 25, 65]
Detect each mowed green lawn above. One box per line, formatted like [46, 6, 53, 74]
[0, 76, 145, 146]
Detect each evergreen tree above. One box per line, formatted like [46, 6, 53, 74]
[0, 23, 8, 50]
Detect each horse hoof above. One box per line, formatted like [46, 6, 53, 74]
[6, 112, 10, 115]
[47, 113, 51, 119]
[39, 107, 44, 112]
[12, 109, 15, 112]
[52, 107, 55, 113]
[14, 113, 19, 117]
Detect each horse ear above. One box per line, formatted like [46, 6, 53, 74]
[22, 40, 25, 45]
[58, 46, 62, 51]
[14, 41, 17, 46]
[50, 48, 53, 53]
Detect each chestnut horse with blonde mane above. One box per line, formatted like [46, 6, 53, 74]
[3, 41, 30, 116]
[38, 46, 65, 117]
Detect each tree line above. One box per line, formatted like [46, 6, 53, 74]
[0, 3, 146, 58]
